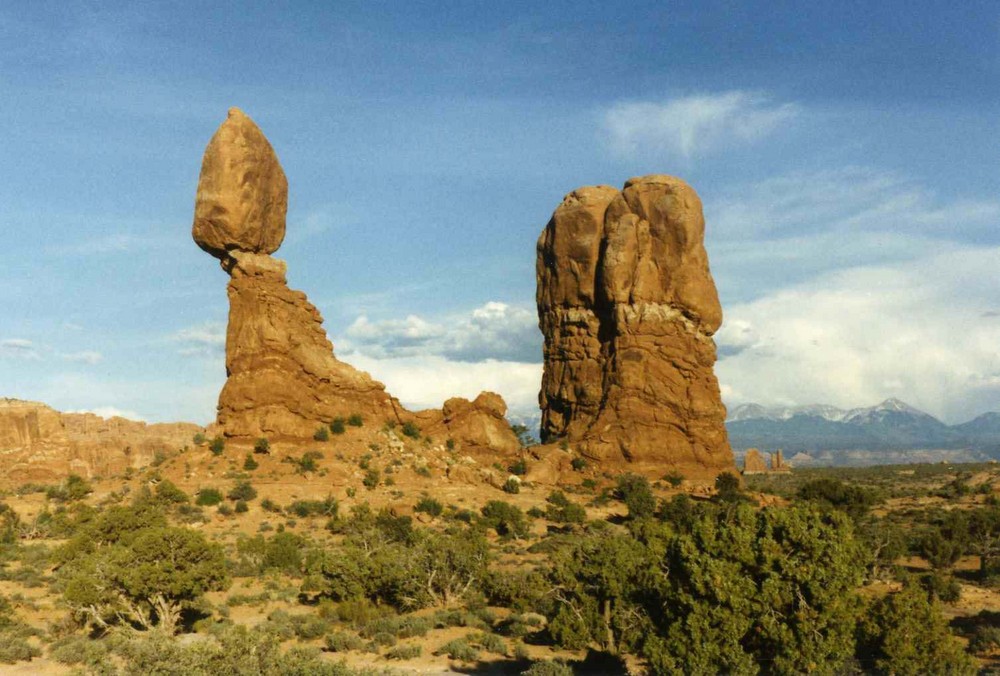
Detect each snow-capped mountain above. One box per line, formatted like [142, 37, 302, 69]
[725, 398, 1000, 464]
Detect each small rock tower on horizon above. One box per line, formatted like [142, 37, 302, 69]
[536, 175, 735, 477]
[192, 108, 401, 438]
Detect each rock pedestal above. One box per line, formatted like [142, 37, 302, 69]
[537, 175, 734, 477]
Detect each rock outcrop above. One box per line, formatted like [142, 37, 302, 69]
[537, 175, 734, 477]
[742, 448, 768, 475]
[0, 399, 200, 483]
[194, 108, 520, 453]
[770, 450, 791, 472]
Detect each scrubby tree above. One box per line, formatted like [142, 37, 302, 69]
[61, 525, 229, 633]
[616, 474, 656, 519]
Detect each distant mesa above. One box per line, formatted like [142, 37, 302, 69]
[192, 108, 521, 456]
[535, 175, 735, 478]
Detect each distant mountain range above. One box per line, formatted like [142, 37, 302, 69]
[726, 398, 1000, 466]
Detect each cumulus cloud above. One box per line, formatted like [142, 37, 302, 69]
[173, 322, 226, 357]
[605, 91, 798, 158]
[348, 353, 542, 415]
[59, 350, 103, 365]
[0, 339, 41, 360]
[341, 302, 541, 363]
[715, 245, 1000, 423]
[68, 406, 145, 422]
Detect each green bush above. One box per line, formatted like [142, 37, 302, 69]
[209, 436, 225, 455]
[330, 418, 346, 435]
[503, 477, 521, 494]
[253, 438, 270, 454]
[195, 488, 224, 506]
[545, 491, 586, 524]
[401, 421, 421, 439]
[616, 474, 655, 519]
[663, 471, 684, 488]
[386, 644, 422, 660]
[46, 474, 93, 503]
[435, 637, 479, 662]
[508, 459, 528, 476]
[571, 457, 587, 471]
[288, 496, 338, 519]
[243, 453, 259, 471]
[193, 432, 206, 446]
[363, 468, 381, 490]
[227, 480, 257, 502]
[481, 501, 529, 539]
[714, 471, 744, 502]
[155, 479, 189, 504]
[348, 414, 364, 427]
[314, 426, 329, 441]
[0, 634, 40, 664]
[325, 631, 364, 653]
[415, 496, 444, 518]
[235, 500, 249, 514]
[521, 660, 573, 676]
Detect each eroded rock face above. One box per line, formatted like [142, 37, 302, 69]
[192, 108, 288, 259]
[415, 392, 521, 457]
[537, 175, 734, 477]
[219, 251, 401, 437]
[0, 399, 200, 483]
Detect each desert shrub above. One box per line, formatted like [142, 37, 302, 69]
[571, 457, 587, 471]
[969, 624, 1000, 654]
[857, 584, 975, 674]
[330, 418, 346, 435]
[363, 468, 381, 490]
[285, 450, 324, 475]
[616, 474, 655, 519]
[663, 471, 684, 488]
[155, 479, 189, 504]
[325, 631, 365, 652]
[713, 471, 744, 502]
[473, 631, 507, 655]
[314, 426, 329, 441]
[209, 436, 225, 455]
[415, 496, 443, 518]
[48, 634, 109, 665]
[288, 496, 339, 519]
[508, 458, 528, 476]
[195, 488, 223, 507]
[797, 478, 879, 519]
[503, 477, 521, 494]
[386, 644, 421, 659]
[227, 480, 257, 502]
[46, 474, 92, 503]
[235, 500, 249, 514]
[253, 438, 270, 454]
[0, 635, 39, 663]
[480, 501, 529, 539]
[260, 498, 281, 513]
[193, 432, 206, 446]
[218, 504, 233, 516]
[243, 453, 258, 471]
[401, 421, 421, 439]
[521, 660, 573, 676]
[435, 637, 479, 662]
[348, 414, 364, 427]
[545, 491, 586, 525]
[919, 571, 961, 602]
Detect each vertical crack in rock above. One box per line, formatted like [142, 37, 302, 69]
[537, 175, 735, 477]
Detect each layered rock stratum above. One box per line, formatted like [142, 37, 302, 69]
[193, 108, 519, 452]
[536, 175, 735, 476]
[0, 399, 199, 482]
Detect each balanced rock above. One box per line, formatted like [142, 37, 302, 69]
[192, 108, 288, 259]
[194, 109, 519, 451]
[537, 175, 734, 477]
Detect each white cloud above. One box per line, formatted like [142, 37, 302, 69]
[715, 245, 1000, 423]
[605, 91, 798, 158]
[340, 301, 541, 363]
[67, 406, 145, 422]
[173, 322, 226, 357]
[348, 353, 542, 415]
[1, 339, 41, 360]
[59, 350, 103, 365]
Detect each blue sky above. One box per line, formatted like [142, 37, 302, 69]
[1, 2, 998, 425]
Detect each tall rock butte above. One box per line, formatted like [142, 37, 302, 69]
[192, 108, 521, 454]
[536, 175, 735, 476]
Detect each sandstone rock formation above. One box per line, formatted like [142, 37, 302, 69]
[537, 175, 734, 477]
[770, 450, 791, 472]
[415, 392, 522, 457]
[742, 448, 768, 475]
[0, 399, 200, 483]
[194, 108, 520, 453]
